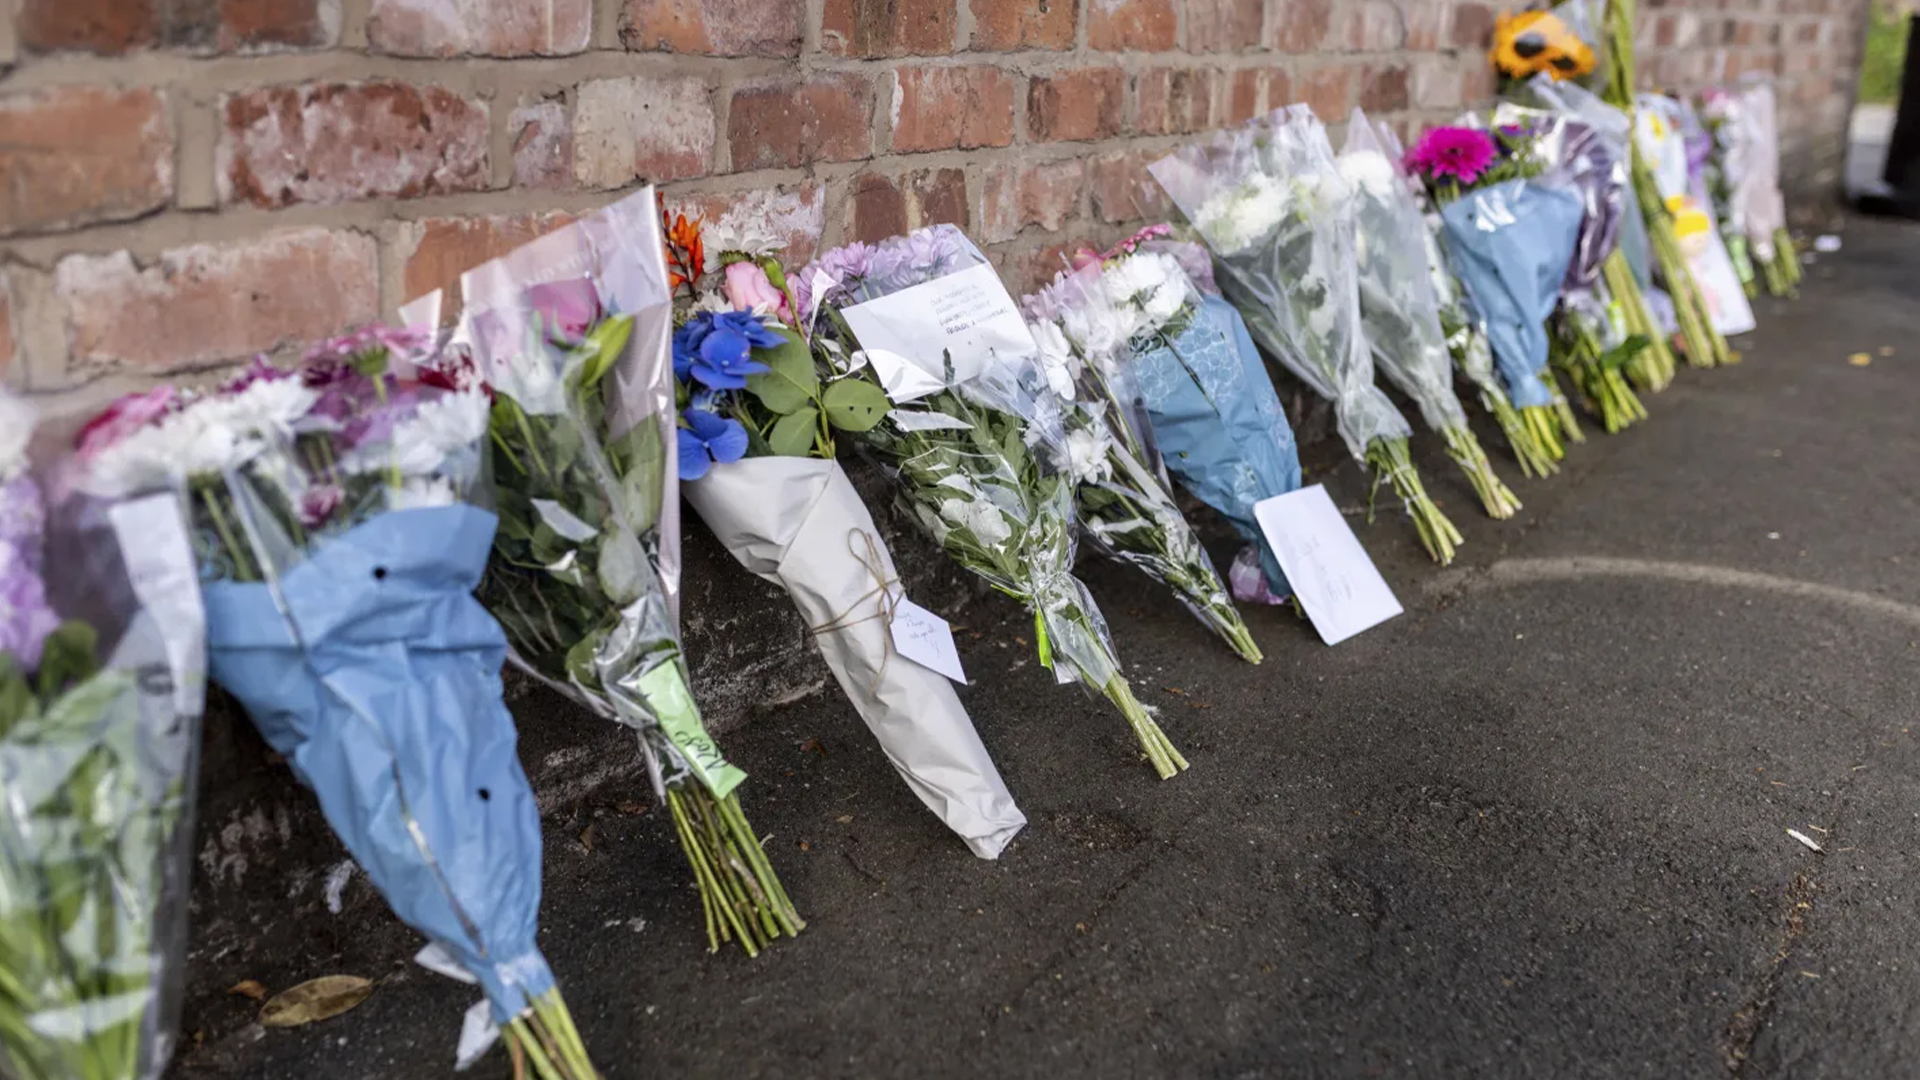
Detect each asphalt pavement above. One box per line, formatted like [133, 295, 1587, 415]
[169, 218, 1920, 1080]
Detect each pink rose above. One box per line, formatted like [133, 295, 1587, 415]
[723, 261, 786, 315]
[527, 278, 603, 347]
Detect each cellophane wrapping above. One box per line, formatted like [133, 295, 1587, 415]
[3, 394, 206, 1080]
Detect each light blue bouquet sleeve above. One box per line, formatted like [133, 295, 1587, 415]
[1439, 179, 1585, 410]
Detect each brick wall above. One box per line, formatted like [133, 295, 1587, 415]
[0, 0, 1873, 400]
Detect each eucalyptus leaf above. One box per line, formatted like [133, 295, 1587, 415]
[768, 407, 820, 457]
[822, 379, 890, 433]
[744, 330, 819, 415]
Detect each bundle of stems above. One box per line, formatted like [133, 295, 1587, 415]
[1554, 312, 1648, 434]
[1603, 251, 1676, 391]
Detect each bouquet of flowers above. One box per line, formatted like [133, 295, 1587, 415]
[445, 188, 801, 953]
[1516, 74, 1679, 395]
[1700, 83, 1801, 297]
[1023, 254, 1264, 660]
[1339, 109, 1521, 519]
[0, 395, 207, 1080]
[1406, 123, 1588, 464]
[1597, 0, 1736, 368]
[1151, 106, 1462, 564]
[1412, 191, 1559, 477]
[662, 210, 1028, 860]
[798, 225, 1187, 780]
[1491, 103, 1651, 433]
[1634, 94, 1757, 347]
[71, 344, 598, 1078]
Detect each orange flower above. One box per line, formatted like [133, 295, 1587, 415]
[658, 194, 706, 297]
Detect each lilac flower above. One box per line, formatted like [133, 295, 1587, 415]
[867, 226, 968, 293]
[305, 325, 432, 373]
[796, 241, 875, 315]
[527, 279, 603, 348]
[0, 540, 59, 670]
[299, 484, 345, 528]
[672, 311, 781, 390]
[0, 475, 44, 554]
[676, 408, 748, 481]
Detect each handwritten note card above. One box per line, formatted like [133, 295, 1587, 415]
[1253, 485, 1403, 646]
[838, 262, 1035, 401]
[891, 596, 968, 684]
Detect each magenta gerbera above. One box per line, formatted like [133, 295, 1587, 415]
[1406, 126, 1498, 185]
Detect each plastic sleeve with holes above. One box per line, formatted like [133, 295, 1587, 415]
[203, 504, 557, 1021]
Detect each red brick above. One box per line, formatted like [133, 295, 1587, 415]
[1359, 63, 1409, 112]
[1227, 68, 1265, 123]
[1404, 1, 1442, 50]
[1088, 0, 1176, 50]
[1409, 58, 1464, 112]
[1296, 65, 1353, 119]
[822, 0, 956, 57]
[891, 66, 1017, 153]
[1028, 69, 1125, 142]
[1271, 0, 1332, 51]
[368, 0, 592, 56]
[1136, 68, 1216, 136]
[509, 100, 572, 190]
[663, 184, 825, 269]
[1340, 0, 1404, 51]
[55, 229, 378, 375]
[909, 168, 969, 230]
[729, 75, 873, 170]
[620, 0, 803, 56]
[969, 0, 1074, 50]
[220, 82, 488, 208]
[979, 158, 1084, 243]
[1187, 0, 1265, 51]
[1012, 243, 1080, 298]
[848, 169, 970, 243]
[850, 173, 908, 243]
[1461, 64, 1497, 105]
[0, 87, 172, 236]
[19, 0, 332, 53]
[403, 213, 577, 321]
[573, 77, 714, 187]
[1450, 2, 1495, 48]
[1654, 13, 1678, 47]
[1090, 148, 1171, 224]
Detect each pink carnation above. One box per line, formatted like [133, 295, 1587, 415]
[1406, 126, 1498, 184]
[73, 386, 176, 459]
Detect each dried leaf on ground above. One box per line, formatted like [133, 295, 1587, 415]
[227, 980, 269, 1001]
[260, 975, 374, 1028]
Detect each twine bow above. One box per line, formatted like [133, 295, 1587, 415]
[807, 529, 903, 694]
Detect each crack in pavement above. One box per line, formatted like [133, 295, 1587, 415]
[1723, 870, 1823, 1074]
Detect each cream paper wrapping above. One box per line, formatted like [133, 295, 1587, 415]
[685, 456, 1026, 859]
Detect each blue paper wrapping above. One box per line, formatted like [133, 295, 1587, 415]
[1439, 180, 1585, 410]
[203, 504, 554, 1021]
[1129, 295, 1302, 595]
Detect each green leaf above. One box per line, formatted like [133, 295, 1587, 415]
[577, 315, 636, 389]
[744, 329, 819, 415]
[597, 527, 649, 607]
[768, 406, 820, 457]
[821, 379, 890, 433]
[35, 621, 99, 701]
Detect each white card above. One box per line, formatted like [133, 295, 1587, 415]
[1686, 230, 1758, 336]
[108, 493, 207, 716]
[890, 597, 968, 684]
[454, 999, 499, 1071]
[1253, 485, 1403, 646]
[838, 262, 1035, 402]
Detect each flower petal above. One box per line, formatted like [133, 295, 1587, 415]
[706, 417, 750, 465]
[676, 428, 713, 481]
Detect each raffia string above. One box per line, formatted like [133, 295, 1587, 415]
[806, 529, 902, 694]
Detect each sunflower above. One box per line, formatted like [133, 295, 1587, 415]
[1491, 10, 1597, 81]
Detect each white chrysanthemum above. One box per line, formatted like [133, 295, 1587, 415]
[206, 378, 319, 442]
[1029, 319, 1080, 401]
[1191, 173, 1289, 254]
[1142, 279, 1187, 326]
[701, 215, 785, 274]
[1337, 150, 1399, 201]
[342, 390, 490, 478]
[388, 475, 458, 512]
[1102, 252, 1168, 302]
[1060, 426, 1112, 485]
[81, 399, 266, 498]
[939, 497, 1012, 548]
[0, 395, 34, 483]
